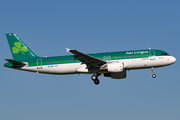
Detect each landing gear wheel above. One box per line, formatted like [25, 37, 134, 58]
[151, 67, 156, 78]
[152, 74, 156, 78]
[91, 75, 97, 81]
[94, 79, 100, 85]
[91, 74, 101, 85]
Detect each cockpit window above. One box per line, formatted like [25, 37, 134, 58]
[161, 53, 169, 55]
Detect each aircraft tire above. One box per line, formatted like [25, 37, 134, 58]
[152, 74, 156, 78]
[94, 79, 100, 85]
[91, 75, 97, 81]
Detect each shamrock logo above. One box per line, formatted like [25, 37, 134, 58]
[12, 42, 27, 55]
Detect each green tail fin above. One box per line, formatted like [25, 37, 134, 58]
[6, 33, 39, 61]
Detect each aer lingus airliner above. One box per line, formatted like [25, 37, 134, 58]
[4, 33, 176, 85]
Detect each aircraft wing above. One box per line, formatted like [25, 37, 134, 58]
[65, 48, 106, 69]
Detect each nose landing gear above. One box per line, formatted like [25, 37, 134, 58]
[91, 74, 100, 85]
[151, 67, 156, 78]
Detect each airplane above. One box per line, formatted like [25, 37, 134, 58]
[4, 33, 176, 85]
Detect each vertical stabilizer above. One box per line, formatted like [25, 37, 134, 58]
[6, 33, 39, 61]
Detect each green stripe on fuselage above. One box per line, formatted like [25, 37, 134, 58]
[19, 49, 169, 67]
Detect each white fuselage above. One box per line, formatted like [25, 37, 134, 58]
[19, 56, 176, 75]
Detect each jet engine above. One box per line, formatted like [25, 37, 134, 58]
[104, 62, 126, 79]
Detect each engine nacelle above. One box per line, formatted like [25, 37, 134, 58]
[104, 70, 126, 79]
[107, 62, 124, 72]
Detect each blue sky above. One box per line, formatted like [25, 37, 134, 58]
[0, 0, 180, 120]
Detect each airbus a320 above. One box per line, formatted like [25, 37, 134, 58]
[4, 33, 176, 85]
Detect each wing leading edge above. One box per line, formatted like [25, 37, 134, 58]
[65, 48, 106, 69]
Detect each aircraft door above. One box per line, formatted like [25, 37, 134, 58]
[150, 50, 155, 60]
[37, 59, 42, 69]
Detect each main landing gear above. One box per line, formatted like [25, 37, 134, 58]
[151, 67, 156, 78]
[91, 74, 100, 85]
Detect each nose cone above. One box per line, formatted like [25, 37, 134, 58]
[171, 56, 176, 64]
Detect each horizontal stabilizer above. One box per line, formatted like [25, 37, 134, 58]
[5, 59, 26, 66]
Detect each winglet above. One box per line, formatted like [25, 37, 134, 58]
[65, 47, 71, 52]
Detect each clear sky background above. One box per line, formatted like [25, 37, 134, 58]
[0, 0, 180, 120]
